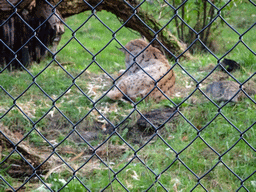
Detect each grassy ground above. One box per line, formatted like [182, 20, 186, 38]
[0, 1, 256, 192]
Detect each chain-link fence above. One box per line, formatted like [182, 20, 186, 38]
[0, 0, 256, 191]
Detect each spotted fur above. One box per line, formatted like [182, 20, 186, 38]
[107, 39, 175, 102]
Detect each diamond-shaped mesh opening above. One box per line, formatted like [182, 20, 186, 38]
[220, 98, 256, 132]
[136, 135, 176, 174]
[56, 38, 94, 76]
[200, 163, 241, 191]
[158, 160, 199, 191]
[74, 155, 116, 191]
[74, 64, 113, 103]
[92, 135, 132, 167]
[36, 109, 73, 145]
[59, 12, 115, 56]
[159, 112, 197, 153]
[15, 84, 53, 122]
[35, 61, 73, 97]
[1, 107, 32, 135]
[72, 112, 114, 144]
[223, 2, 256, 34]
[180, 94, 219, 130]
[53, 135, 83, 168]
[178, 138, 219, 178]
[116, 157, 158, 191]
[70, 122, 102, 146]
[200, 115, 241, 155]
[0, 69, 33, 98]
[54, 85, 93, 124]
[95, 100, 135, 128]
[93, 40, 127, 74]
[42, 161, 74, 191]
[222, 139, 256, 180]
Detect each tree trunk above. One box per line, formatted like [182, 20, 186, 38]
[0, 0, 191, 70]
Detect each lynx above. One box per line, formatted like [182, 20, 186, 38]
[107, 39, 175, 102]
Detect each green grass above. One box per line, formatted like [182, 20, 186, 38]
[0, 2, 256, 192]
[56, 11, 140, 74]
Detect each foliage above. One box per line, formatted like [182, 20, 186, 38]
[141, 0, 246, 53]
[0, 2, 255, 192]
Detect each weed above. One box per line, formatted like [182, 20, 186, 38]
[0, 2, 255, 192]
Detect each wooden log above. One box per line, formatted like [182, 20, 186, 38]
[0, 14, 52, 69]
[0, 0, 34, 17]
[0, 0, 64, 69]
[0, 124, 50, 177]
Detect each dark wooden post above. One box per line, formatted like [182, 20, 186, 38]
[0, 0, 64, 70]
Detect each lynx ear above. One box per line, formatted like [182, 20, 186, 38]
[141, 36, 147, 42]
[116, 46, 126, 53]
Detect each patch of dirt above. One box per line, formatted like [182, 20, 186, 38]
[46, 107, 179, 146]
[136, 107, 178, 132]
[118, 107, 178, 146]
[0, 106, 178, 178]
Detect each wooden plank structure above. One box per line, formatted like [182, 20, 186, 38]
[0, 0, 64, 70]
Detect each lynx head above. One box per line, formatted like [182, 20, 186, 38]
[117, 39, 151, 66]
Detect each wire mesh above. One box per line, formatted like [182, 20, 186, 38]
[0, 0, 255, 191]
